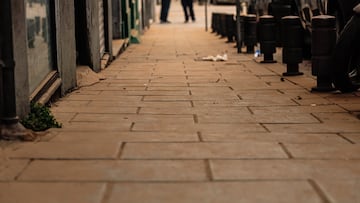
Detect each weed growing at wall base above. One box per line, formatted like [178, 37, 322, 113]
[21, 103, 62, 131]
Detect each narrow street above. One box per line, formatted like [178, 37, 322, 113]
[1, 2, 360, 202]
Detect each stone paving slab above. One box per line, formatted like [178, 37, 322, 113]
[6, 142, 122, 160]
[104, 79, 150, 85]
[0, 183, 106, 203]
[264, 123, 360, 133]
[72, 113, 194, 123]
[51, 131, 199, 143]
[284, 143, 360, 159]
[147, 86, 191, 91]
[108, 181, 322, 203]
[338, 103, 360, 112]
[140, 106, 251, 115]
[341, 133, 360, 144]
[193, 98, 298, 107]
[316, 179, 360, 203]
[197, 113, 318, 124]
[132, 122, 198, 132]
[19, 160, 207, 181]
[201, 133, 348, 144]
[143, 95, 242, 101]
[234, 89, 286, 98]
[99, 90, 191, 96]
[188, 82, 230, 87]
[0, 160, 29, 181]
[250, 105, 347, 114]
[90, 86, 148, 91]
[59, 122, 132, 132]
[51, 106, 138, 114]
[198, 123, 268, 134]
[88, 100, 192, 108]
[65, 94, 143, 101]
[53, 100, 90, 107]
[312, 112, 359, 123]
[122, 142, 287, 159]
[51, 112, 77, 123]
[210, 160, 360, 180]
[148, 82, 189, 87]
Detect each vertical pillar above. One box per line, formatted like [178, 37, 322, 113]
[0, 0, 28, 140]
[235, 0, 242, 53]
[269, 0, 293, 46]
[259, 15, 277, 63]
[244, 14, 257, 53]
[281, 16, 303, 76]
[311, 15, 336, 91]
[225, 14, 235, 42]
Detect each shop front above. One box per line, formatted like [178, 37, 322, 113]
[26, 0, 60, 102]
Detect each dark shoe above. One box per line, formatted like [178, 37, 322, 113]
[184, 20, 189, 23]
[160, 20, 171, 24]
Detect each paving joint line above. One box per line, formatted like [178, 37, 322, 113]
[197, 131, 203, 142]
[279, 142, 294, 159]
[136, 107, 141, 114]
[129, 122, 135, 131]
[310, 113, 324, 123]
[247, 106, 254, 115]
[308, 179, 331, 203]
[100, 183, 114, 203]
[336, 133, 356, 144]
[14, 159, 33, 181]
[193, 114, 198, 124]
[259, 123, 271, 132]
[190, 101, 194, 107]
[69, 112, 79, 122]
[204, 159, 214, 181]
[117, 142, 127, 159]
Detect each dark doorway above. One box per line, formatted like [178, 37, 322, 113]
[74, 0, 91, 65]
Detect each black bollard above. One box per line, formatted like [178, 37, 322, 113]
[244, 14, 257, 53]
[235, 0, 242, 53]
[212, 13, 220, 35]
[281, 16, 304, 76]
[211, 13, 216, 33]
[268, 0, 293, 46]
[219, 13, 227, 38]
[225, 14, 235, 42]
[212, 13, 220, 33]
[259, 15, 277, 63]
[311, 15, 337, 92]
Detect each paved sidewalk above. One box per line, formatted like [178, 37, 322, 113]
[1, 2, 360, 203]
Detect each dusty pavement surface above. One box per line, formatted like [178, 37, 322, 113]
[1, 1, 360, 203]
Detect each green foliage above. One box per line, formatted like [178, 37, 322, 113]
[21, 103, 62, 131]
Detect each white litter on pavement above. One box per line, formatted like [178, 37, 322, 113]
[197, 53, 228, 62]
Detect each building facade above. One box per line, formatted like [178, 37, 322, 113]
[0, 0, 154, 136]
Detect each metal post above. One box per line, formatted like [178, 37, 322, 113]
[311, 15, 336, 92]
[281, 16, 304, 76]
[235, 0, 242, 53]
[205, 0, 208, 31]
[259, 15, 277, 63]
[244, 14, 257, 53]
[0, 0, 28, 140]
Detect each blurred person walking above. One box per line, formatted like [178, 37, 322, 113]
[181, 0, 195, 23]
[160, 0, 171, 23]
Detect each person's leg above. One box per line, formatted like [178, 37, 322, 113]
[164, 0, 171, 22]
[160, 0, 171, 22]
[160, 1, 167, 22]
[181, 0, 189, 22]
[188, 0, 195, 21]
